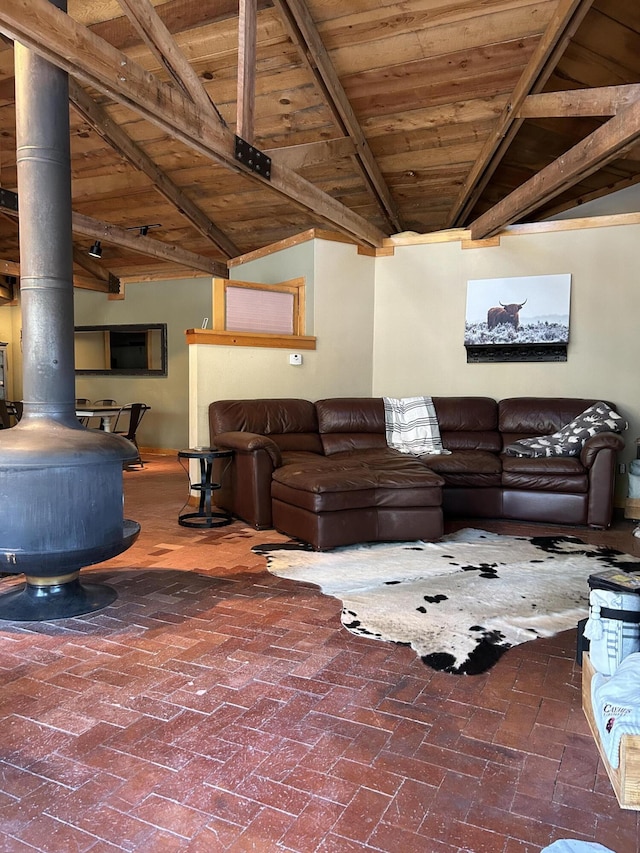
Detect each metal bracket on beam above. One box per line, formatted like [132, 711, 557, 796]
[107, 273, 121, 295]
[234, 136, 271, 180]
[0, 188, 18, 213]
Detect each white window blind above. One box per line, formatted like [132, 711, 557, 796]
[225, 286, 294, 334]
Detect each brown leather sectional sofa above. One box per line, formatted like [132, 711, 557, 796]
[209, 396, 625, 549]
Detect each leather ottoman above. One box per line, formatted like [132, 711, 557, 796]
[271, 460, 444, 550]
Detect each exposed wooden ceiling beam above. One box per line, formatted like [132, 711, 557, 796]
[115, 0, 224, 122]
[72, 246, 119, 293]
[0, 254, 111, 293]
[446, 0, 595, 228]
[518, 84, 640, 119]
[69, 80, 240, 258]
[72, 274, 115, 292]
[91, 0, 273, 54]
[469, 97, 640, 240]
[0, 0, 273, 107]
[71, 212, 229, 276]
[264, 137, 355, 171]
[272, 0, 402, 234]
[0, 0, 385, 248]
[537, 172, 640, 220]
[237, 0, 257, 143]
[0, 185, 227, 276]
[0, 258, 20, 277]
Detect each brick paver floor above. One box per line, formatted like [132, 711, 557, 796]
[0, 453, 638, 852]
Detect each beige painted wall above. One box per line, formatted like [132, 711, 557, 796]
[0, 277, 210, 449]
[190, 238, 376, 446]
[73, 277, 211, 450]
[373, 221, 640, 498]
[0, 275, 212, 450]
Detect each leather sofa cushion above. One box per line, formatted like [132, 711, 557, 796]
[502, 472, 588, 492]
[440, 430, 502, 452]
[438, 472, 503, 488]
[328, 447, 422, 468]
[281, 450, 328, 468]
[321, 433, 389, 455]
[317, 397, 503, 455]
[433, 397, 501, 453]
[498, 397, 604, 440]
[316, 397, 385, 433]
[329, 448, 499, 488]
[422, 450, 502, 487]
[424, 450, 501, 475]
[502, 455, 586, 475]
[433, 397, 498, 431]
[210, 398, 324, 454]
[501, 454, 587, 492]
[317, 397, 386, 455]
[272, 462, 442, 513]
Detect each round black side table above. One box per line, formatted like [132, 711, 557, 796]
[177, 447, 234, 528]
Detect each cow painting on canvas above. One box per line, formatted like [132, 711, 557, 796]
[464, 274, 571, 361]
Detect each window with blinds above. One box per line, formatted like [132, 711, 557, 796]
[225, 286, 294, 334]
[213, 277, 305, 336]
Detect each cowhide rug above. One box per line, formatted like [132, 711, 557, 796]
[254, 529, 640, 675]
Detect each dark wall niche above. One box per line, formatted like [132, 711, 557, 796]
[75, 323, 167, 376]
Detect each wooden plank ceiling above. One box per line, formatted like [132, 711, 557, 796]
[0, 0, 638, 290]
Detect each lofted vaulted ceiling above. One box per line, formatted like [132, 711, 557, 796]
[0, 0, 638, 292]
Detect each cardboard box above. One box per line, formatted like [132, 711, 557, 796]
[582, 652, 640, 809]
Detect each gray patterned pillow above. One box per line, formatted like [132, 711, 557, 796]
[504, 402, 627, 458]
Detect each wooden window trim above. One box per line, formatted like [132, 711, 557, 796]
[213, 276, 306, 336]
[185, 329, 316, 349]
[189, 276, 316, 349]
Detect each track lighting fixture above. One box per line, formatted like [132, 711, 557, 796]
[88, 240, 102, 259]
[126, 223, 161, 236]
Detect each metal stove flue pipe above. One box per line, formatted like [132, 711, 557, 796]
[0, 0, 140, 621]
[16, 0, 77, 426]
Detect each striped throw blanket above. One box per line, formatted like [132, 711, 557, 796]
[383, 396, 449, 456]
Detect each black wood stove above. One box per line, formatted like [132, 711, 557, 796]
[0, 0, 140, 620]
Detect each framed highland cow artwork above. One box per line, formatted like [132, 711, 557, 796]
[464, 273, 571, 363]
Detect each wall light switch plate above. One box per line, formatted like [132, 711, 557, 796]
[289, 353, 302, 365]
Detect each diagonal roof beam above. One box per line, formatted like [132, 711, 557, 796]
[0, 0, 385, 248]
[0, 247, 115, 294]
[446, 0, 595, 229]
[72, 246, 120, 293]
[69, 80, 240, 258]
[535, 171, 640, 220]
[0, 185, 227, 276]
[272, 0, 402, 234]
[72, 212, 229, 276]
[115, 0, 225, 123]
[468, 96, 640, 240]
[0, 0, 273, 112]
[92, 0, 273, 54]
[264, 137, 356, 170]
[518, 84, 640, 119]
